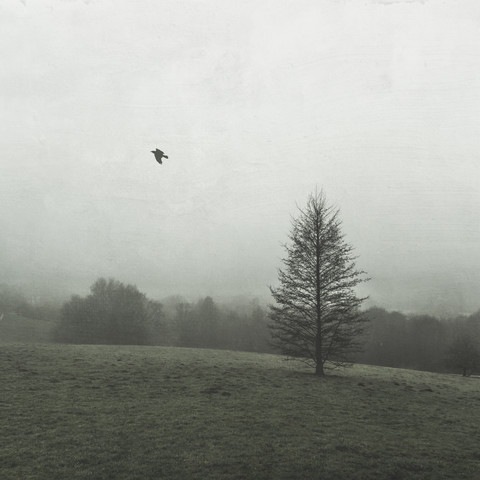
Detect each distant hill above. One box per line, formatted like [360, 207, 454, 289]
[0, 312, 55, 343]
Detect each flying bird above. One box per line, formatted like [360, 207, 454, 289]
[151, 148, 169, 164]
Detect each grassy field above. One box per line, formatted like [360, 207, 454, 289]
[1, 344, 479, 479]
[0, 313, 54, 343]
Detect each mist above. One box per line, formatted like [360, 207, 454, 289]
[2, 0, 480, 316]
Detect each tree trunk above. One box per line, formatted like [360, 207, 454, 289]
[315, 328, 324, 375]
[315, 217, 323, 376]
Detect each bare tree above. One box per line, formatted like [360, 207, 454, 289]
[269, 190, 369, 376]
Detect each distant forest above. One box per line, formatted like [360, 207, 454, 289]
[1, 279, 479, 375]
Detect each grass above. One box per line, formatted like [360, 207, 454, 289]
[0, 313, 54, 343]
[1, 344, 480, 479]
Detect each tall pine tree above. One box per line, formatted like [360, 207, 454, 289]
[269, 190, 369, 375]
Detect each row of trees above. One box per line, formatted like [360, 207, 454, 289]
[51, 275, 480, 375]
[172, 296, 270, 352]
[6, 278, 479, 376]
[53, 278, 271, 353]
[355, 307, 480, 375]
[53, 278, 161, 345]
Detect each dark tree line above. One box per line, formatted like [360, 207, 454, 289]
[54, 278, 157, 345]
[53, 278, 271, 353]
[354, 307, 480, 375]
[4, 277, 480, 376]
[171, 296, 271, 352]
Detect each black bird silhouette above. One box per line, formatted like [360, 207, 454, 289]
[151, 148, 169, 164]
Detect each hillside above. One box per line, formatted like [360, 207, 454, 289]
[0, 312, 54, 343]
[1, 344, 479, 479]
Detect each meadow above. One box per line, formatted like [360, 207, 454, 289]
[0, 313, 54, 344]
[1, 343, 479, 479]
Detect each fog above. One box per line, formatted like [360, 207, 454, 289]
[2, 0, 480, 316]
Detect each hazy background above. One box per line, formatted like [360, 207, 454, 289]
[2, 0, 480, 316]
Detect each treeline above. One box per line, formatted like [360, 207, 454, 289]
[53, 279, 479, 374]
[163, 296, 271, 352]
[2, 279, 479, 375]
[354, 307, 480, 375]
[54, 278, 157, 345]
[53, 278, 272, 353]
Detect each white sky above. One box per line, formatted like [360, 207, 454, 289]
[1, 0, 480, 315]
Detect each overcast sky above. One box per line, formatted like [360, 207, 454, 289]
[2, 0, 480, 315]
